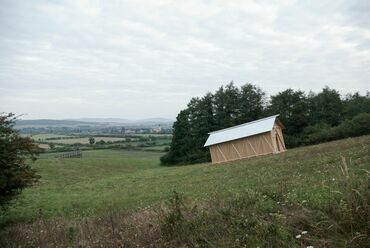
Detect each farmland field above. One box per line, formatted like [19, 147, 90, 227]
[37, 143, 50, 149]
[46, 136, 127, 144]
[23, 133, 74, 140]
[1, 136, 369, 247]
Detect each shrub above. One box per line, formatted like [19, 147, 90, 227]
[351, 113, 370, 135]
[0, 113, 40, 210]
[302, 113, 370, 145]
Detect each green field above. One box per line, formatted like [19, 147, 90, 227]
[3, 150, 163, 221]
[3, 136, 369, 221]
[23, 132, 172, 153]
[1, 136, 369, 246]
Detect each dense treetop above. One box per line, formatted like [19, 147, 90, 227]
[161, 83, 370, 165]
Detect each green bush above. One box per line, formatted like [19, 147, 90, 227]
[0, 113, 40, 210]
[283, 134, 304, 148]
[351, 113, 370, 135]
[302, 113, 370, 145]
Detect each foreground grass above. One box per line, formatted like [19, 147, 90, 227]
[1, 136, 369, 247]
[2, 150, 164, 221]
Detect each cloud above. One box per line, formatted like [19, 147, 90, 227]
[0, 0, 369, 119]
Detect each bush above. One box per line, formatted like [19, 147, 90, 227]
[0, 113, 40, 210]
[284, 134, 304, 148]
[160, 151, 179, 165]
[351, 113, 370, 135]
[302, 113, 370, 145]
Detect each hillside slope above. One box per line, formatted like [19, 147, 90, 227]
[1, 136, 369, 247]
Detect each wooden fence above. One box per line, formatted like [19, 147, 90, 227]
[55, 150, 82, 159]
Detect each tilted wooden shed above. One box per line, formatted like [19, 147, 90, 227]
[204, 115, 286, 164]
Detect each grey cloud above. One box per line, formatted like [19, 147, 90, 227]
[0, 0, 369, 119]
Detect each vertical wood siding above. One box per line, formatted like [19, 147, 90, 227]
[209, 120, 286, 164]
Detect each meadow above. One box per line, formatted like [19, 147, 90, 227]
[1, 136, 369, 247]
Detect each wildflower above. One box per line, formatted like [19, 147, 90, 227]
[295, 234, 301, 239]
[301, 231, 308, 235]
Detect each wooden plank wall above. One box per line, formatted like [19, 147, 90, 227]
[272, 123, 286, 152]
[209, 132, 275, 164]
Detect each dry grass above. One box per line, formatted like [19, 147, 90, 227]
[1, 208, 160, 247]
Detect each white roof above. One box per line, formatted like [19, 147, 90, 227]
[204, 115, 280, 147]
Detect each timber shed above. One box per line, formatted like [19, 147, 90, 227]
[204, 115, 286, 164]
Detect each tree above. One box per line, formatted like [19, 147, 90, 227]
[162, 82, 368, 165]
[269, 89, 309, 135]
[237, 83, 266, 124]
[188, 93, 215, 162]
[309, 87, 343, 126]
[343, 92, 370, 120]
[89, 136, 95, 145]
[160, 109, 192, 165]
[0, 113, 40, 210]
[162, 82, 267, 165]
[213, 82, 239, 128]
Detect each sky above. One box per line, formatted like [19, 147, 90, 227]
[0, 0, 369, 120]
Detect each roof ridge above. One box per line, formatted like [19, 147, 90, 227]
[208, 114, 279, 134]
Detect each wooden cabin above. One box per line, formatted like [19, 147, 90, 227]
[204, 115, 286, 164]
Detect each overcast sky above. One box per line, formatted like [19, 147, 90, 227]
[0, 0, 369, 119]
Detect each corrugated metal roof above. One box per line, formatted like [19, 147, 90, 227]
[204, 115, 279, 147]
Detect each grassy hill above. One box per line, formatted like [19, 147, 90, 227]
[1, 136, 369, 247]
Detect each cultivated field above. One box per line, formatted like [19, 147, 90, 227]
[24, 133, 74, 140]
[46, 136, 127, 144]
[1, 136, 369, 247]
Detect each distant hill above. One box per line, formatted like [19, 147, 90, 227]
[15, 119, 97, 127]
[15, 118, 174, 128]
[68, 118, 131, 123]
[67, 117, 173, 124]
[135, 118, 174, 125]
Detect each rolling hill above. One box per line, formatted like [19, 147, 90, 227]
[1, 136, 369, 247]
[15, 118, 174, 128]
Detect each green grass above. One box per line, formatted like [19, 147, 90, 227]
[1, 136, 369, 247]
[141, 145, 169, 151]
[3, 136, 369, 224]
[3, 150, 163, 221]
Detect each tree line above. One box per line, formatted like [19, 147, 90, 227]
[161, 83, 370, 165]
